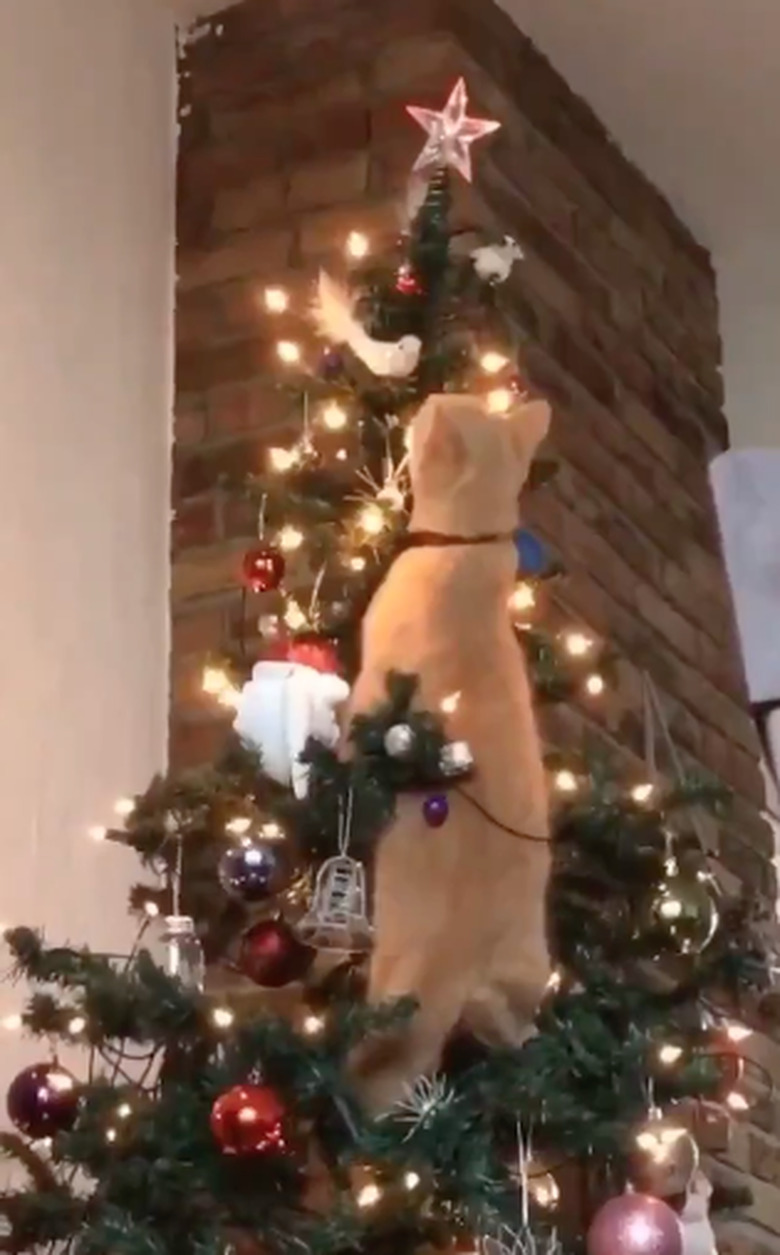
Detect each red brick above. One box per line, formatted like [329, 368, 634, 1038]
[178, 228, 293, 291]
[169, 717, 232, 772]
[172, 498, 217, 552]
[212, 173, 287, 234]
[172, 605, 229, 657]
[287, 151, 369, 211]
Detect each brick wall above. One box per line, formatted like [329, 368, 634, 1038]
[174, 2, 779, 1241]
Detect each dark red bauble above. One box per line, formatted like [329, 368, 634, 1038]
[395, 265, 422, 296]
[7, 1063, 79, 1139]
[238, 919, 315, 988]
[241, 546, 286, 594]
[210, 1083, 287, 1156]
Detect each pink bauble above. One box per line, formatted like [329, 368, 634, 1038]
[587, 1194, 682, 1255]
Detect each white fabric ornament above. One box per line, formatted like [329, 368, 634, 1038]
[233, 660, 350, 798]
[680, 1172, 716, 1255]
[471, 235, 524, 283]
[313, 272, 421, 378]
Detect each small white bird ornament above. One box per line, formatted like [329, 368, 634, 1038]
[313, 271, 422, 378]
[233, 659, 350, 798]
[680, 1171, 717, 1255]
[471, 235, 524, 284]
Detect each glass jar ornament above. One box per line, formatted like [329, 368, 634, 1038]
[161, 914, 205, 992]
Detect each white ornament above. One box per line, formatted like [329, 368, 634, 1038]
[384, 723, 416, 759]
[440, 740, 474, 776]
[297, 789, 373, 953]
[313, 271, 421, 378]
[680, 1172, 717, 1255]
[471, 235, 524, 284]
[233, 660, 350, 799]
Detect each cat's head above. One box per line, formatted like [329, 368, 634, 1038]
[408, 393, 550, 536]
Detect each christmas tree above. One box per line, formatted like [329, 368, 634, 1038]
[0, 79, 770, 1255]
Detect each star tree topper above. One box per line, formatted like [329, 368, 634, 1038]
[406, 77, 501, 182]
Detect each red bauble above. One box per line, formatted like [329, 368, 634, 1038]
[210, 1083, 287, 1155]
[262, 635, 341, 676]
[241, 546, 286, 594]
[238, 919, 314, 988]
[395, 265, 422, 296]
[7, 1062, 79, 1139]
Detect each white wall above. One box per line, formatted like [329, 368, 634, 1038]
[0, 0, 175, 1085]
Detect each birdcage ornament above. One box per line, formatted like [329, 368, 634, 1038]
[296, 790, 373, 954]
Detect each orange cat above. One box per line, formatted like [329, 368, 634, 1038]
[347, 392, 552, 1111]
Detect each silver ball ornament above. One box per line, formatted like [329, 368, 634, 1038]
[384, 723, 416, 759]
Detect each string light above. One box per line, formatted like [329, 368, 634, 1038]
[263, 287, 289, 314]
[68, 1015, 87, 1036]
[2, 1014, 22, 1031]
[284, 599, 308, 631]
[545, 969, 563, 993]
[631, 783, 655, 804]
[554, 770, 578, 794]
[564, 632, 593, 657]
[114, 798, 135, 819]
[346, 231, 369, 259]
[480, 351, 508, 374]
[105, 1128, 118, 1145]
[276, 340, 301, 365]
[358, 504, 386, 536]
[226, 817, 252, 837]
[268, 447, 298, 473]
[403, 1171, 422, 1191]
[88, 825, 107, 842]
[585, 674, 605, 696]
[302, 1013, 326, 1036]
[487, 387, 512, 415]
[441, 691, 461, 714]
[211, 1007, 235, 1030]
[725, 1023, 752, 1043]
[349, 555, 367, 572]
[278, 525, 304, 552]
[143, 901, 160, 919]
[202, 666, 241, 710]
[508, 582, 536, 614]
[261, 822, 284, 840]
[726, 1091, 749, 1112]
[657, 1044, 684, 1066]
[336, 448, 348, 462]
[322, 402, 348, 430]
[531, 1176, 560, 1208]
[356, 1182, 382, 1208]
[116, 1103, 132, 1120]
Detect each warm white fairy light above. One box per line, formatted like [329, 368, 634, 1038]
[322, 401, 348, 430]
[68, 1015, 87, 1036]
[268, 446, 298, 473]
[545, 969, 563, 993]
[114, 798, 135, 819]
[480, 351, 508, 374]
[261, 822, 284, 841]
[2, 1014, 22, 1032]
[585, 673, 605, 696]
[531, 1176, 560, 1208]
[346, 231, 369, 259]
[349, 555, 367, 572]
[441, 691, 461, 715]
[631, 783, 655, 804]
[726, 1091, 750, 1112]
[564, 632, 593, 657]
[356, 1182, 382, 1208]
[276, 340, 301, 365]
[284, 598, 308, 631]
[403, 1171, 422, 1191]
[657, 1043, 684, 1066]
[226, 817, 252, 837]
[264, 286, 289, 313]
[116, 1103, 132, 1120]
[358, 503, 386, 536]
[725, 1023, 752, 1043]
[278, 525, 304, 552]
[105, 1128, 118, 1145]
[487, 387, 512, 414]
[336, 448, 348, 462]
[202, 666, 241, 710]
[143, 901, 161, 919]
[508, 582, 536, 614]
[88, 825, 108, 842]
[211, 1006, 235, 1030]
[302, 1013, 326, 1036]
[554, 770, 578, 794]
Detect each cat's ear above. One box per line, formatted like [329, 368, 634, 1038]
[510, 398, 550, 461]
[411, 395, 468, 477]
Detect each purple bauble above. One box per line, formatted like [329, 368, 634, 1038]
[423, 794, 449, 828]
[587, 1193, 682, 1255]
[320, 347, 344, 380]
[218, 840, 291, 903]
[7, 1062, 79, 1139]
